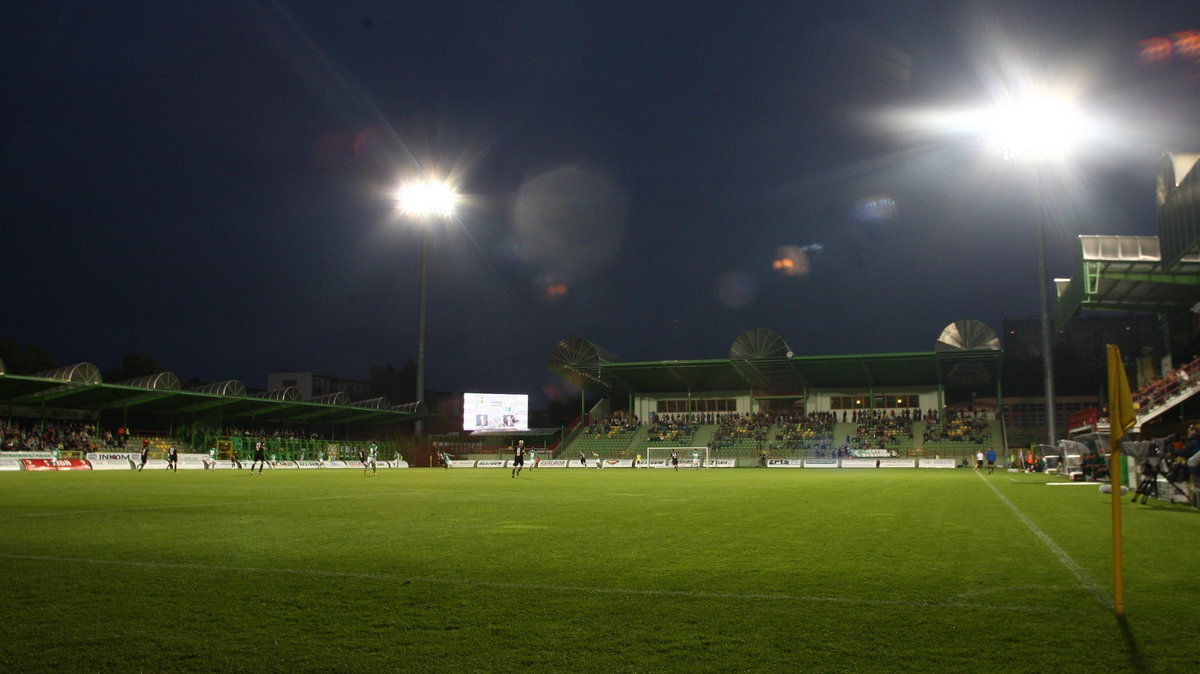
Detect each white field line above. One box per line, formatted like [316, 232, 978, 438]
[0, 552, 1050, 614]
[976, 471, 1111, 610]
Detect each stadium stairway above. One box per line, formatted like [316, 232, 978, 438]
[690, 425, 716, 450]
[833, 421, 856, 448]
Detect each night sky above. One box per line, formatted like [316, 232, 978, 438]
[4, 1, 1197, 407]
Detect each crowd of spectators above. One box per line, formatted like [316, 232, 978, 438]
[774, 412, 834, 451]
[923, 407, 992, 445]
[214, 426, 321, 440]
[709, 412, 771, 451]
[1, 421, 102, 454]
[845, 410, 913, 449]
[583, 412, 639, 438]
[646, 416, 698, 444]
[1130, 356, 1200, 414]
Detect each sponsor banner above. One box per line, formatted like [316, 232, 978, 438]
[21, 459, 58, 471]
[20, 459, 92, 471]
[603, 459, 633, 468]
[803, 459, 839, 468]
[295, 460, 324, 469]
[567, 459, 591, 468]
[918, 459, 958, 469]
[323, 461, 353, 469]
[0, 457, 24, 471]
[209, 460, 244, 470]
[270, 461, 298, 469]
[710, 459, 737, 468]
[1, 452, 54, 459]
[87, 452, 138, 462]
[447, 460, 476, 468]
[392, 461, 409, 469]
[476, 460, 507, 468]
[138, 460, 171, 471]
[536, 459, 568, 468]
[177, 454, 209, 470]
[841, 458, 917, 468]
[89, 459, 134, 470]
[767, 459, 805, 468]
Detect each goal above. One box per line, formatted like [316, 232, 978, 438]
[645, 446, 709, 468]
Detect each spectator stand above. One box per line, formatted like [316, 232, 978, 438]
[567, 416, 641, 459]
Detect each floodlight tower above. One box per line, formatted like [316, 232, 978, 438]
[397, 179, 458, 441]
[981, 92, 1092, 449]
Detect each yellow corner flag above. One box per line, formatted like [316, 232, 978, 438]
[1107, 345, 1136, 441]
[1106, 345, 1136, 616]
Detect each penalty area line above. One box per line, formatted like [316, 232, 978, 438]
[975, 471, 1111, 611]
[0, 552, 1049, 613]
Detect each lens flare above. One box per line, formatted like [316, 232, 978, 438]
[513, 165, 628, 283]
[715, 271, 757, 309]
[772, 245, 811, 276]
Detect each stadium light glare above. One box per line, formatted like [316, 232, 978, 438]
[397, 180, 458, 217]
[977, 92, 1095, 162]
[396, 178, 459, 442]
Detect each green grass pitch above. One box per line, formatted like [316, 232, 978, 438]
[1, 467, 1196, 672]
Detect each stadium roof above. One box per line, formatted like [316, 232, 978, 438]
[1054, 235, 1200, 331]
[548, 328, 1002, 397]
[0, 367, 423, 426]
[1055, 156, 1200, 330]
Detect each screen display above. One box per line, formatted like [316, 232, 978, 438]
[463, 393, 529, 431]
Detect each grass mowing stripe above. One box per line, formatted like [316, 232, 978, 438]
[0, 552, 1052, 613]
[2, 491, 398, 518]
[5, 484, 524, 519]
[975, 470, 1112, 610]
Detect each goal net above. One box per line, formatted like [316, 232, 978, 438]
[645, 446, 709, 468]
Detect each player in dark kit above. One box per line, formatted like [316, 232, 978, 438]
[511, 440, 526, 478]
[166, 446, 178, 472]
[671, 450, 679, 471]
[138, 439, 150, 472]
[250, 440, 267, 474]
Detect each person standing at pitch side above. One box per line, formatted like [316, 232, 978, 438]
[364, 443, 378, 476]
[511, 440, 526, 478]
[985, 446, 997, 474]
[250, 440, 267, 474]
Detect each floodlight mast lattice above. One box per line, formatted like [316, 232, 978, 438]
[398, 179, 459, 441]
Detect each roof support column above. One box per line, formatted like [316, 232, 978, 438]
[1158, 312, 1174, 371]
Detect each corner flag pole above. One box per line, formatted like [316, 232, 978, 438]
[1106, 345, 1136, 616]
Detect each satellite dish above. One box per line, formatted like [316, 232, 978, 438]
[934, 320, 999, 352]
[730, 329, 793, 360]
[548, 337, 614, 370]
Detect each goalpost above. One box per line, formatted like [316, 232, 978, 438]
[644, 446, 709, 468]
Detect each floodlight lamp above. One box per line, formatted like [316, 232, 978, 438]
[398, 181, 458, 217]
[981, 94, 1090, 162]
